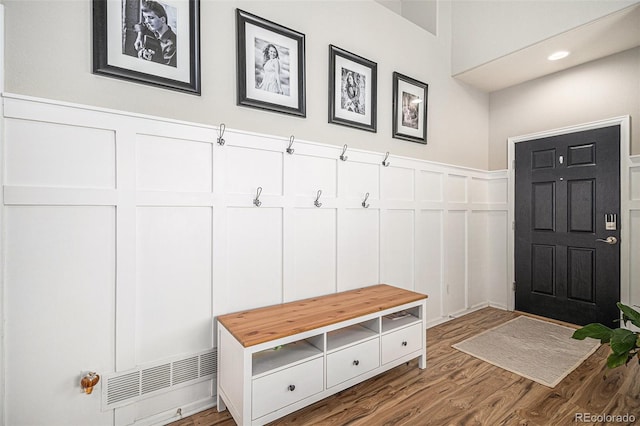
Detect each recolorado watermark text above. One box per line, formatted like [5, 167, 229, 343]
[575, 413, 636, 423]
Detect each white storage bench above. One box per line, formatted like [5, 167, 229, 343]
[216, 284, 428, 425]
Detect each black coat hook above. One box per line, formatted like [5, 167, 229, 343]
[382, 152, 390, 167]
[314, 190, 322, 208]
[287, 135, 295, 155]
[253, 186, 262, 207]
[217, 123, 226, 146]
[340, 144, 348, 161]
[362, 192, 370, 208]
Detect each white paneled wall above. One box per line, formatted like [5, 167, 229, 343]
[1, 94, 509, 426]
[381, 209, 415, 291]
[486, 210, 510, 307]
[338, 208, 381, 291]
[468, 211, 489, 308]
[290, 208, 336, 300]
[226, 207, 283, 312]
[5, 119, 116, 188]
[445, 210, 467, 314]
[5, 206, 116, 425]
[630, 156, 640, 308]
[415, 209, 444, 322]
[135, 206, 213, 363]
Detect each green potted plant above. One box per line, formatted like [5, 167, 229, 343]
[572, 303, 640, 368]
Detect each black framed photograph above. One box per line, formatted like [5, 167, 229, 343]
[93, 0, 201, 94]
[392, 72, 428, 144]
[236, 9, 306, 117]
[328, 45, 377, 132]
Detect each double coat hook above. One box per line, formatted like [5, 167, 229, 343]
[382, 152, 390, 167]
[314, 190, 322, 208]
[287, 135, 295, 155]
[217, 123, 226, 146]
[340, 144, 348, 161]
[362, 192, 370, 208]
[253, 187, 262, 207]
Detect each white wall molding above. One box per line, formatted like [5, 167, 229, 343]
[1, 93, 508, 426]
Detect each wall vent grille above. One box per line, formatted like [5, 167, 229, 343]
[141, 364, 171, 394]
[173, 356, 198, 385]
[200, 350, 216, 377]
[102, 348, 216, 410]
[106, 371, 140, 405]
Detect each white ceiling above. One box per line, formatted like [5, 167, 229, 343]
[453, 3, 640, 93]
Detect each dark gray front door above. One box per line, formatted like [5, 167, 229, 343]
[515, 125, 620, 326]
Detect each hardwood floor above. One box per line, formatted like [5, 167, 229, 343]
[170, 308, 639, 426]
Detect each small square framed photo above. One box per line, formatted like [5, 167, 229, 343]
[236, 9, 306, 117]
[328, 45, 377, 132]
[392, 72, 428, 144]
[93, 0, 201, 94]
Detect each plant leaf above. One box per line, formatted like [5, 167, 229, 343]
[617, 302, 640, 328]
[572, 323, 613, 343]
[607, 351, 629, 369]
[610, 328, 637, 355]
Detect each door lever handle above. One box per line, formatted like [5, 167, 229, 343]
[596, 236, 618, 245]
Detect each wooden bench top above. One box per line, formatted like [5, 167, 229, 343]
[217, 284, 428, 347]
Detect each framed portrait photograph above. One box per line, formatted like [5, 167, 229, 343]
[236, 9, 306, 117]
[328, 45, 377, 132]
[93, 0, 201, 94]
[392, 72, 428, 144]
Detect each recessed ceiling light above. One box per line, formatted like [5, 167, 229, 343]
[548, 51, 570, 61]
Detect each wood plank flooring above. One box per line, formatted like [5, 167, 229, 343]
[170, 308, 639, 426]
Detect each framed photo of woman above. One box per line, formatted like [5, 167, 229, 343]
[328, 45, 377, 133]
[392, 72, 428, 144]
[236, 9, 306, 117]
[93, 0, 201, 94]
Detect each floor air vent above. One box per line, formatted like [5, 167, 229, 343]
[103, 348, 216, 410]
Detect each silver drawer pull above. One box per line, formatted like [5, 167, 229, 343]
[288, 384, 295, 392]
[353, 360, 360, 366]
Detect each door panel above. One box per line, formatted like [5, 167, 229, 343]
[532, 182, 555, 231]
[531, 244, 554, 295]
[532, 149, 556, 169]
[568, 144, 595, 166]
[567, 247, 594, 302]
[568, 179, 594, 232]
[515, 125, 620, 326]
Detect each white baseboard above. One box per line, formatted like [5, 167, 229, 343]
[426, 302, 510, 329]
[139, 398, 216, 426]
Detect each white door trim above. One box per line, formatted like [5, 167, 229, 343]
[507, 116, 631, 312]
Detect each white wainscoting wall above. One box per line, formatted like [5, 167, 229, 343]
[1, 94, 509, 426]
[630, 155, 640, 308]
